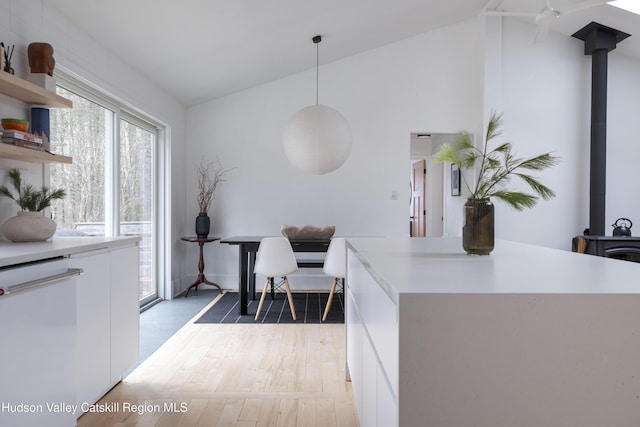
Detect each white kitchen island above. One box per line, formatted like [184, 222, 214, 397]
[346, 237, 640, 427]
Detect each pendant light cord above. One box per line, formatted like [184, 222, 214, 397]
[313, 35, 322, 105]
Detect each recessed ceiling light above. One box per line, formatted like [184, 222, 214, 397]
[609, 0, 640, 16]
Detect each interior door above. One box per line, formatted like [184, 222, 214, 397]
[411, 160, 426, 237]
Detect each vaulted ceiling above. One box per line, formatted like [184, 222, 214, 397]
[47, 0, 639, 107]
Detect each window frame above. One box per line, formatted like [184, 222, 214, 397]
[51, 66, 169, 304]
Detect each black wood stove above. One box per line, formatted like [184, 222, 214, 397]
[570, 23, 639, 262]
[572, 236, 640, 263]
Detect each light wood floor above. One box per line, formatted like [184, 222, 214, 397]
[78, 297, 359, 427]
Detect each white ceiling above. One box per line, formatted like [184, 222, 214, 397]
[47, 0, 640, 107]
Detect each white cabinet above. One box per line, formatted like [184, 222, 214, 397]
[0, 258, 79, 427]
[345, 290, 362, 414]
[346, 250, 398, 427]
[0, 236, 141, 421]
[376, 367, 396, 427]
[109, 244, 140, 383]
[72, 249, 111, 407]
[346, 237, 640, 427]
[72, 243, 139, 410]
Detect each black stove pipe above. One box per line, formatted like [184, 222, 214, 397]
[589, 47, 608, 236]
[572, 22, 629, 236]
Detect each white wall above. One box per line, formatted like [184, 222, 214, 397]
[490, 17, 640, 250]
[0, 1, 48, 210]
[0, 0, 187, 297]
[185, 18, 483, 290]
[608, 53, 640, 232]
[497, 18, 588, 249]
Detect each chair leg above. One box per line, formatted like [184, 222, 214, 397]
[283, 276, 297, 320]
[322, 278, 338, 321]
[255, 278, 271, 321]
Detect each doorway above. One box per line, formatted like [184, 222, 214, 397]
[410, 160, 426, 237]
[409, 133, 457, 237]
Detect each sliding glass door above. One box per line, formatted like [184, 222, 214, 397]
[119, 117, 156, 304]
[49, 88, 107, 233]
[50, 85, 160, 306]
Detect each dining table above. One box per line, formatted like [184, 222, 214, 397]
[220, 236, 331, 314]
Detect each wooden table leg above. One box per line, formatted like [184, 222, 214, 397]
[185, 241, 222, 297]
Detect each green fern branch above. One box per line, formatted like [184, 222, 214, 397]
[0, 169, 66, 212]
[434, 111, 560, 210]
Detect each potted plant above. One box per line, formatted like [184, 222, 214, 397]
[0, 168, 66, 242]
[195, 159, 231, 238]
[434, 111, 559, 254]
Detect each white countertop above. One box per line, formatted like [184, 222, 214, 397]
[0, 236, 141, 268]
[346, 237, 640, 302]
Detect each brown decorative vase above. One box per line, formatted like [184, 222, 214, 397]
[462, 198, 494, 255]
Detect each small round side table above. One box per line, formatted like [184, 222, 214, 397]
[181, 236, 223, 297]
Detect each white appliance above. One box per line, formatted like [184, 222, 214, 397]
[0, 257, 82, 427]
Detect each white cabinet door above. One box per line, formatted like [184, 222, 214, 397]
[347, 250, 399, 427]
[72, 249, 111, 407]
[346, 289, 363, 420]
[377, 365, 397, 427]
[110, 244, 140, 383]
[360, 336, 378, 427]
[0, 259, 77, 427]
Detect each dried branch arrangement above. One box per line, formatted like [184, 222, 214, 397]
[197, 159, 231, 213]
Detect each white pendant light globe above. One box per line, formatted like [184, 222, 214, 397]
[283, 104, 352, 174]
[283, 35, 353, 175]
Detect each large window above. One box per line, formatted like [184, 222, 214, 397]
[50, 83, 162, 306]
[119, 118, 155, 302]
[49, 88, 106, 231]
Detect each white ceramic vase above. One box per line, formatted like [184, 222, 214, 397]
[1, 211, 57, 242]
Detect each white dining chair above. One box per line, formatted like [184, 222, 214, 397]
[254, 237, 298, 321]
[322, 237, 346, 321]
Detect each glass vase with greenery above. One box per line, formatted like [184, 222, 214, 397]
[434, 111, 559, 254]
[435, 111, 559, 209]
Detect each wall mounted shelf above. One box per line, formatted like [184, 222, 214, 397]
[0, 71, 73, 164]
[0, 71, 72, 108]
[0, 143, 72, 164]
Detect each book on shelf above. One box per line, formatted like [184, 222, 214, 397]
[1, 130, 44, 144]
[1, 138, 45, 151]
